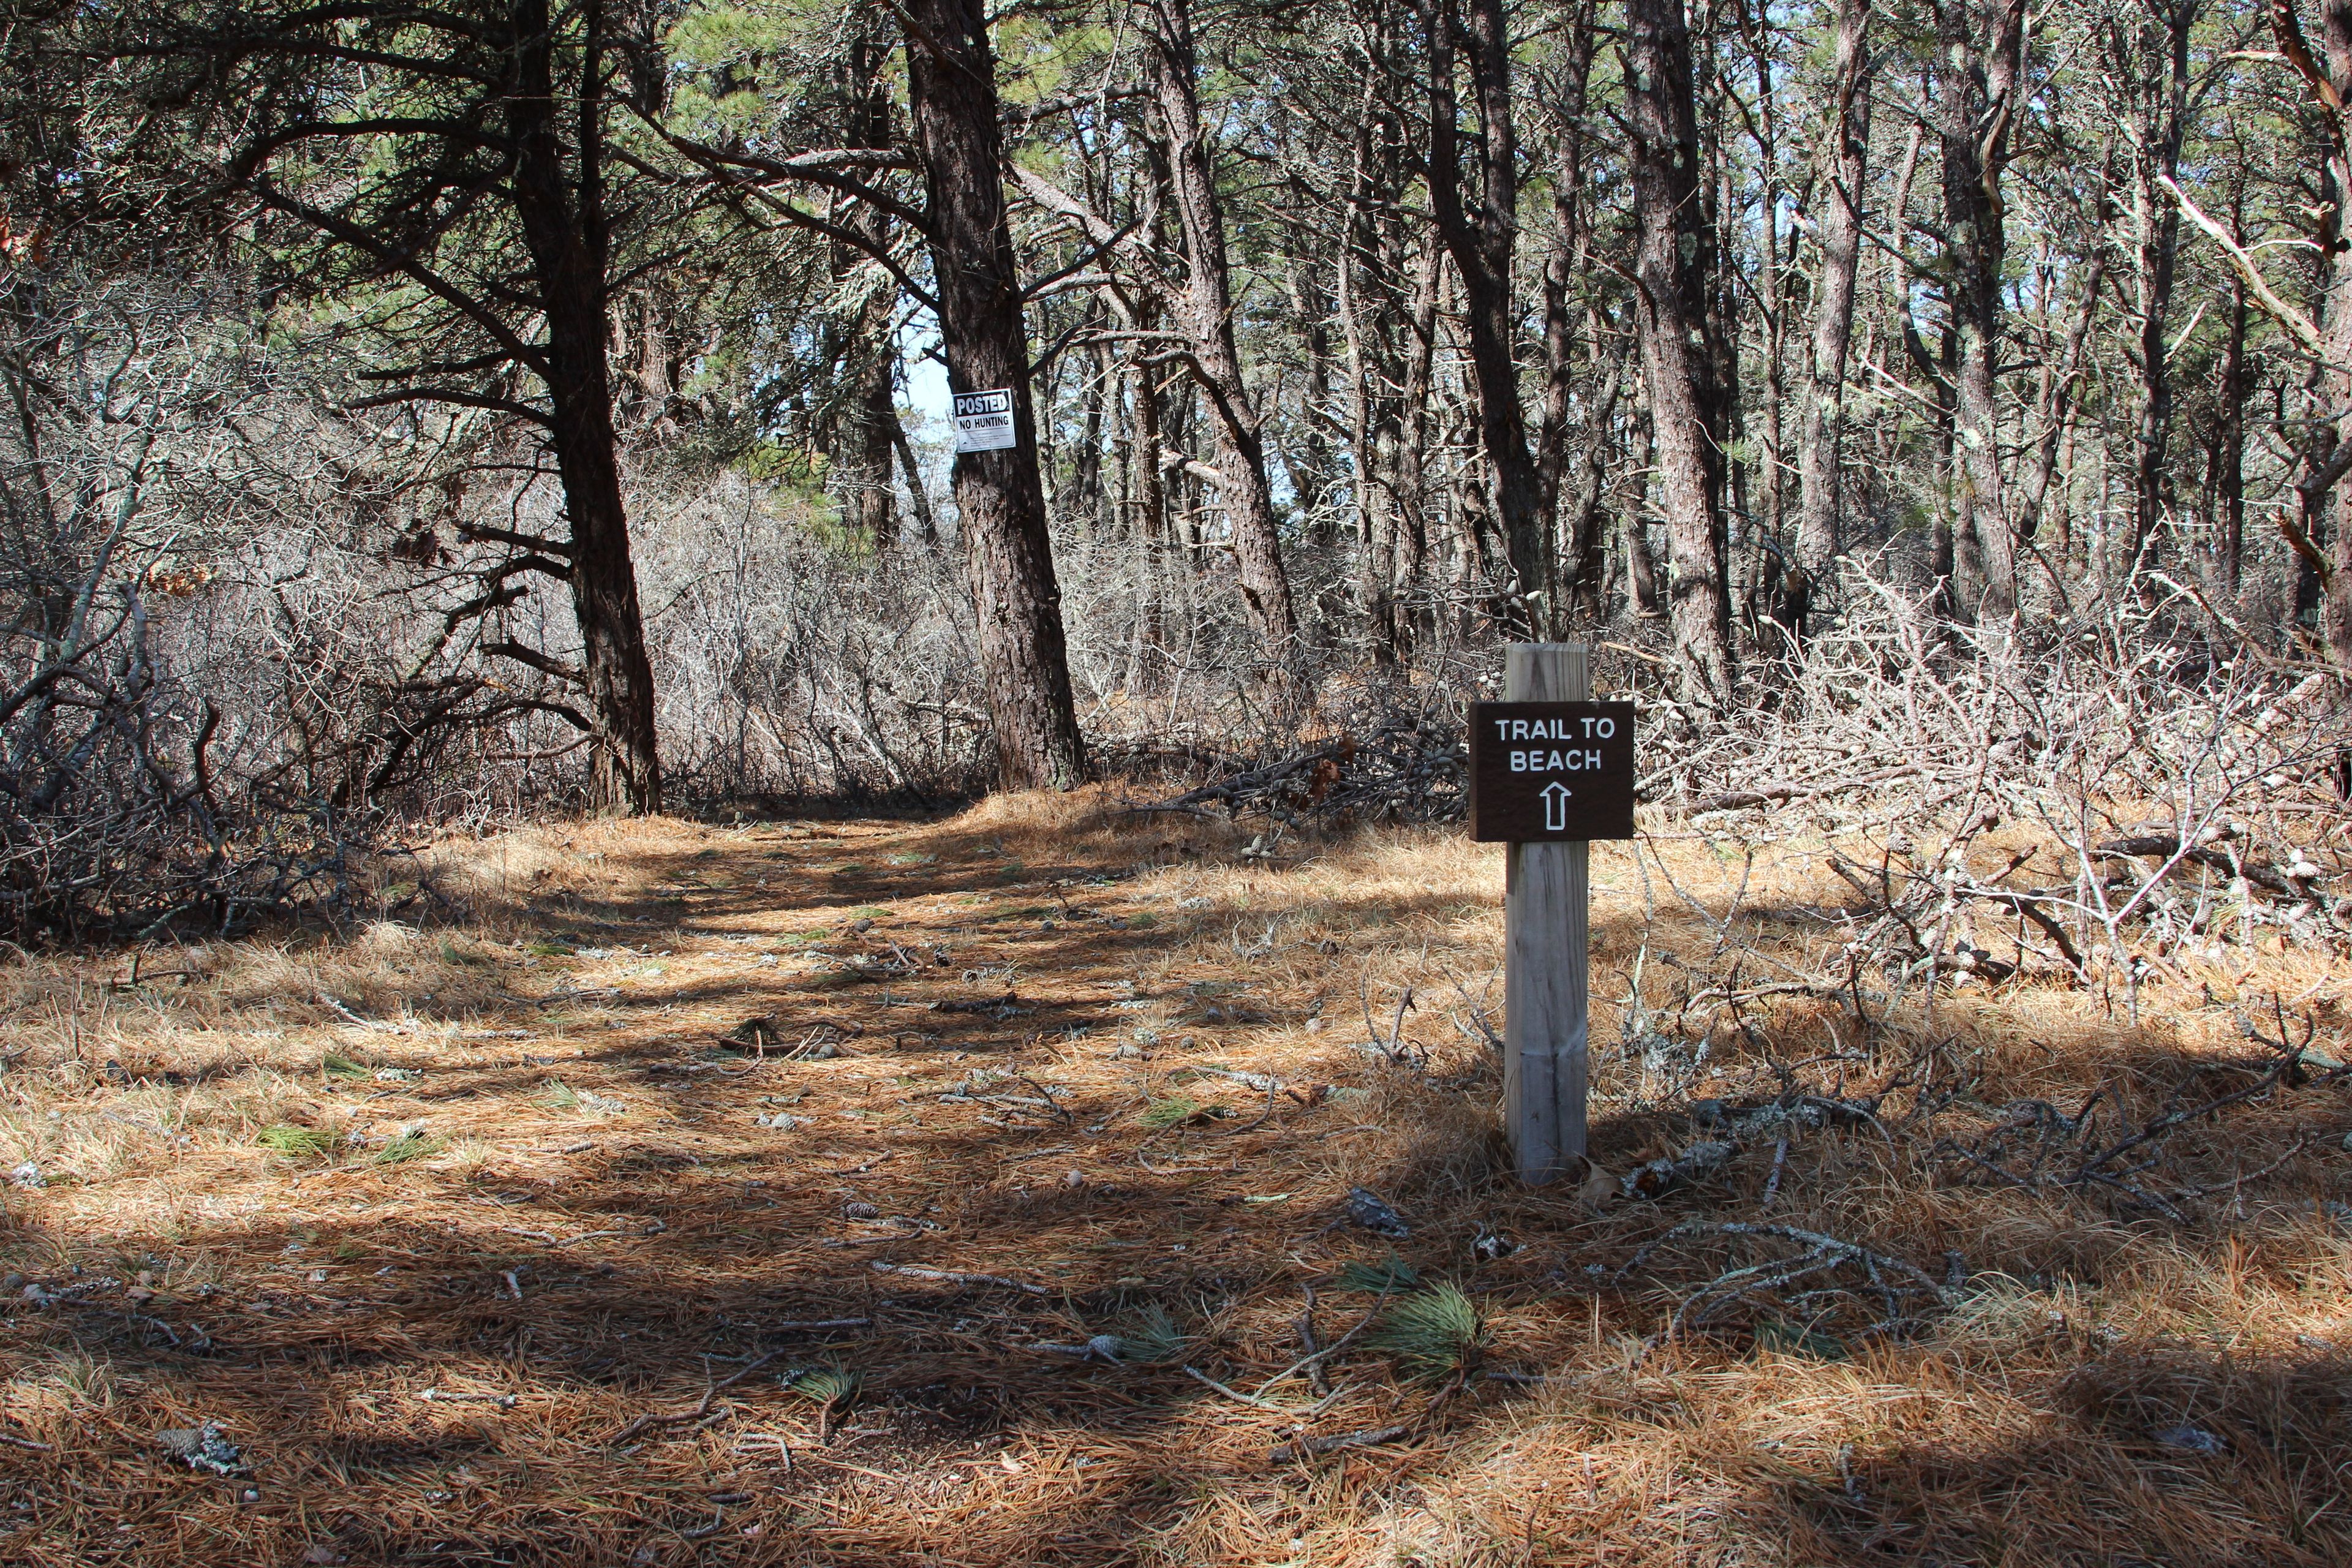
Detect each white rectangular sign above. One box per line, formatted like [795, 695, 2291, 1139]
[951, 388, 1018, 453]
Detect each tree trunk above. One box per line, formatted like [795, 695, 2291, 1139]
[1628, 405, 1664, 619]
[2302, 0, 2352, 666]
[1427, 0, 1550, 636]
[1130, 342, 1170, 690]
[1793, 0, 1872, 584]
[507, 0, 659, 813]
[1140, 0, 1300, 654]
[1936, 0, 2027, 619]
[1338, 132, 1402, 660]
[1626, 0, 1735, 706]
[1562, 333, 1632, 619]
[1286, 254, 1341, 550]
[844, 284, 900, 549]
[2127, 1, 2196, 573]
[2214, 267, 2248, 597]
[1397, 228, 1442, 644]
[1538, 0, 1604, 615]
[892, 424, 938, 545]
[2018, 245, 2105, 548]
[839, 12, 900, 549]
[900, 0, 1087, 789]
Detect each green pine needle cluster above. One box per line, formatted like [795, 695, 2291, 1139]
[372, 1131, 443, 1165]
[1334, 1256, 1421, 1293]
[257, 1125, 334, 1158]
[791, 1363, 861, 1409]
[1365, 1282, 1485, 1382]
[1115, 1303, 1188, 1364]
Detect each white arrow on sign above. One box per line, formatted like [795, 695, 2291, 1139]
[1541, 780, 1571, 832]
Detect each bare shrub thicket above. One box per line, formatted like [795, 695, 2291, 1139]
[1637, 572, 2352, 990]
[0, 271, 375, 941]
[0, 266, 603, 937]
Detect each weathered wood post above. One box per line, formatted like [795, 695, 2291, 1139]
[1469, 643, 1635, 1184]
[1504, 643, 1588, 1181]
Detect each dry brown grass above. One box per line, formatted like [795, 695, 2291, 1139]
[1, 789, 2347, 1566]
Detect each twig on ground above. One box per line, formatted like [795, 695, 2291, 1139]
[1270, 1423, 1415, 1463]
[608, 1350, 783, 1444]
[869, 1261, 1050, 1295]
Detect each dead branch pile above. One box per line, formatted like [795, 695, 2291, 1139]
[1128, 701, 1467, 827]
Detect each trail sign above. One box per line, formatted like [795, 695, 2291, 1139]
[1468, 700, 1637, 842]
[951, 388, 1018, 453]
[1483, 650, 1637, 1187]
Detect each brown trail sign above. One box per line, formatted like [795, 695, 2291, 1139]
[1469, 700, 1637, 841]
[1478, 646, 1638, 1183]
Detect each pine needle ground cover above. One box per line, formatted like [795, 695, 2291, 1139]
[1, 790, 2346, 1566]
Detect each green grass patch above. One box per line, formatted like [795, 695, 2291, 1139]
[791, 1363, 861, 1409]
[322, 1052, 371, 1083]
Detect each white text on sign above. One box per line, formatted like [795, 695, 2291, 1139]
[1509, 749, 1603, 772]
[1491, 716, 1616, 740]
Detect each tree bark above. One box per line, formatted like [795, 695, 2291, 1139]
[900, 0, 1087, 789]
[1626, 0, 1735, 706]
[2212, 265, 2248, 597]
[1561, 332, 1632, 619]
[1338, 123, 1403, 660]
[1538, 0, 1605, 616]
[839, 12, 900, 549]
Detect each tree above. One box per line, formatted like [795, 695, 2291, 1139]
[1626, 0, 1736, 706]
[897, 0, 1090, 786]
[654, 0, 1090, 787]
[1792, 0, 1874, 600]
[1011, 0, 1303, 657]
[1933, 0, 2029, 619]
[2273, 0, 2352, 665]
[124, 0, 673, 811]
[1425, 0, 1550, 635]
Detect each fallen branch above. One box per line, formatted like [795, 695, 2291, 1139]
[1270, 1422, 1415, 1463]
[2092, 834, 2308, 899]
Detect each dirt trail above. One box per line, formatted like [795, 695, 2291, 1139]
[3, 793, 2350, 1566]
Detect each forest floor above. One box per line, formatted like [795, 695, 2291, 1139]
[1, 790, 2349, 1567]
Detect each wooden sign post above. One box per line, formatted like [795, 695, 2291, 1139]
[1469, 644, 1637, 1184]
